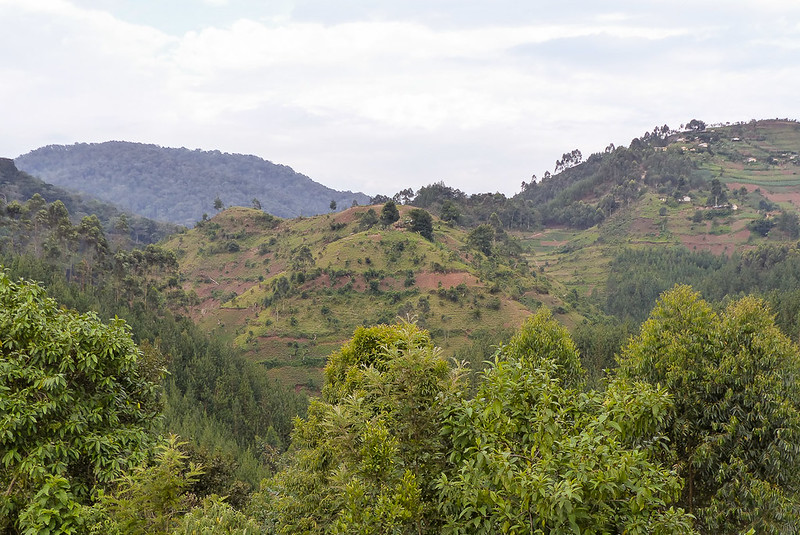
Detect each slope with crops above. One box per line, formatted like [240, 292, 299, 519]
[163, 204, 572, 391]
[513, 119, 800, 311]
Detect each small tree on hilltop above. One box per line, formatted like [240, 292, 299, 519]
[380, 200, 400, 228]
[409, 208, 434, 241]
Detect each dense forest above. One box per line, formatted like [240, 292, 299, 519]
[5, 119, 800, 533]
[15, 142, 370, 226]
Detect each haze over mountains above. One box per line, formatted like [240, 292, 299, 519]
[15, 141, 371, 227]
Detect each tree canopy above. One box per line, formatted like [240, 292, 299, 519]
[0, 271, 162, 533]
[255, 312, 699, 534]
[256, 322, 461, 534]
[379, 200, 400, 227]
[438, 309, 695, 534]
[617, 285, 800, 534]
[408, 208, 434, 241]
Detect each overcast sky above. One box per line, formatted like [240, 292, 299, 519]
[3, 0, 799, 197]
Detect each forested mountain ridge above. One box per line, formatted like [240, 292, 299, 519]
[0, 157, 178, 244]
[403, 119, 800, 232]
[14, 141, 371, 226]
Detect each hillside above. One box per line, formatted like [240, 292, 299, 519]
[163, 204, 573, 391]
[0, 157, 178, 244]
[14, 142, 371, 226]
[516, 119, 800, 316]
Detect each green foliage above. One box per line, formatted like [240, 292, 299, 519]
[16, 475, 84, 535]
[604, 247, 725, 322]
[177, 496, 263, 534]
[322, 322, 434, 402]
[617, 285, 800, 534]
[1, 251, 305, 494]
[358, 208, 378, 230]
[504, 309, 585, 388]
[379, 200, 400, 227]
[438, 308, 695, 534]
[408, 208, 434, 241]
[572, 318, 634, 387]
[255, 321, 462, 534]
[0, 158, 176, 245]
[466, 224, 494, 256]
[84, 436, 204, 535]
[748, 216, 776, 237]
[774, 210, 800, 238]
[0, 271, 162, 532]
[439, 200, 461, 224]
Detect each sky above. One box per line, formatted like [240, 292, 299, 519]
[2, 0, 800, 197]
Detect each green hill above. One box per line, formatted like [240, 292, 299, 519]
[163, 204, 572, 391]
[15, 141, 371, 226]
[515, 119, 800, 316]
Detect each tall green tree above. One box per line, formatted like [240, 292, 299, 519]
[379, 200, 400, 228]
[617, 285, 800, 534]
[253, 322, 463, 534]
[438, 309, 696, 534]
[0, 271, 163, 533]
[408, 208, 434, 241]
[439, 200, 461, 224]
[466, 224, 495, 256]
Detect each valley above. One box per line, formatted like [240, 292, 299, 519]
[5, 118, 800, 534]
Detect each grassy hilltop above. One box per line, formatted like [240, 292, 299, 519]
[164, 204, 571, 390]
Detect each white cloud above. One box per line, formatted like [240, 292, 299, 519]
[2, 0, 800, 196]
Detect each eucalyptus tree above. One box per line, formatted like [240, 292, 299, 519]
[617, 285, 800, 534]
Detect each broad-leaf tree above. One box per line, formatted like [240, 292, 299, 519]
[438, 309, 697, 534]
[617, 285, 800, 534]
[379, 200, 400, 228]
[253, 322, 463, 534]
[0, 271, 162, 533]
[408, 208, 434, 241]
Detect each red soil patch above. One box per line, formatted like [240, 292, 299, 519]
[541, 240, 568, 247]
[728, 182, 800, 209]
[630, 217, 659, 235]
[413, 271, 482, 290]
[728, 183, 760, 193]
[678, 228, 753, 256]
